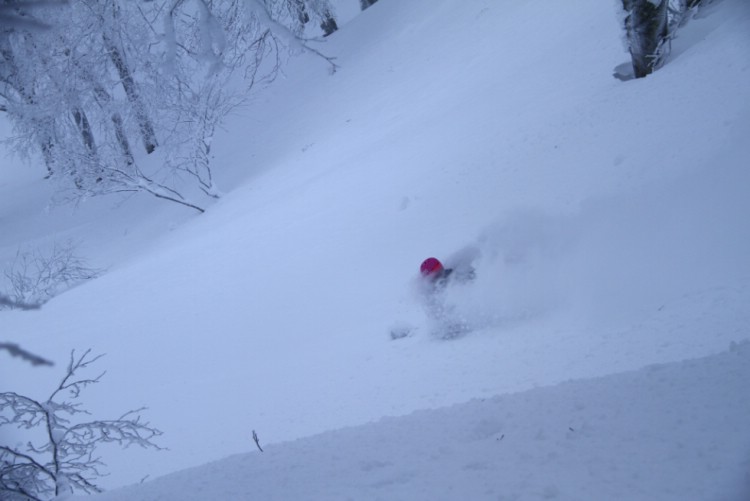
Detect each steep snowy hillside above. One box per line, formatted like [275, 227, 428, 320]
[1, 0, 749, 498]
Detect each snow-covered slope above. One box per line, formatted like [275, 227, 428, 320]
[2, 0, 749, 498]
[91, 341, 750, 501]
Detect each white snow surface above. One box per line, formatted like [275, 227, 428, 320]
[1, 0, 749, 499]
[92, 341, 750, 501]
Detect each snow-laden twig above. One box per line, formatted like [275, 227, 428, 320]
[0, 349, 163, 499]
[1, 241, 102, 309]
[243, 0, 338, 73]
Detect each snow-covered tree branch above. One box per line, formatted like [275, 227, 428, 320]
[0, 349, 163, 500]
[1, 241, 102, 309]
[1, 0, 337, 212]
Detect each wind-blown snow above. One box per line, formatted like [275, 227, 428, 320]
[1, 0, 749, 499]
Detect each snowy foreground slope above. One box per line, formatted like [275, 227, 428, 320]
[1, 0, 750, 499]
[93, 342, 750, 501]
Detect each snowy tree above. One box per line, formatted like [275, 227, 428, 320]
[1, 241, 101, 310]
[262, 0, 337, 36]
[319, 10, 337, 36]
[0, 1, 200, 209]
[1, 0, 335, 212]
[0, 350, 162, 499]
[621, 0, 669, 78]
[154, 0, 281, 200]
[360, 0, 377, 11]
[620, 0, 706, 78]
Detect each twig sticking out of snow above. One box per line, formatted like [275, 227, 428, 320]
[252, 430, 264, 452]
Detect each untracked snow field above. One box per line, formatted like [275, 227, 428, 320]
[1, 0, 749, 499]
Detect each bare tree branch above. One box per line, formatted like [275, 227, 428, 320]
[0, 343, 53, 366]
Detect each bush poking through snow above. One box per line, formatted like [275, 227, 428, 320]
[0, 349, 163, 500]
[1, 241, 102, 310]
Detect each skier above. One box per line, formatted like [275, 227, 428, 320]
[419, 256, 475, 288]
[390, 253, 478, 340]
[418, 256, 476, 338]
[420, 257, 450, 286]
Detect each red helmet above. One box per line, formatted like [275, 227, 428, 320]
[420, 257, 444, 277]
